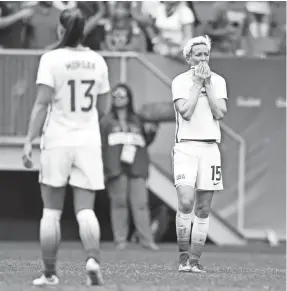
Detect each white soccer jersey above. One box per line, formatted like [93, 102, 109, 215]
[36, 47, 110, 149]
[172, 70, 227, 143]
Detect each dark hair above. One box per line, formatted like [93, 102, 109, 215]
[111, 83, 135, 120]
[186, 2, 201, 27]
[57, 8, 85, 48]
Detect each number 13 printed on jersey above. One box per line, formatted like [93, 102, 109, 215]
[67, 79, 95, 112]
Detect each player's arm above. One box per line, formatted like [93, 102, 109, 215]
[97, 92, 111, 120]
[173, 77, 202, 121]
[26, 54, 54, 143]
[96, 57, 111, 120]
[205, 77, 227, 120]
[26, 85, 53, 143]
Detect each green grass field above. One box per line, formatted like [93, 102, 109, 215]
[0, 242, 285, 291]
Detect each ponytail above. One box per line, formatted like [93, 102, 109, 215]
[57, 9, 85, 48]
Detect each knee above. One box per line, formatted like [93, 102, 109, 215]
[194, 203, 210, 218]
[178, 196, 193, 213]
[41, 208, 62, 221]
[176, 186, 194, 213]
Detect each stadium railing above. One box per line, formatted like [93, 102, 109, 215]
[1, 49, 284, 242]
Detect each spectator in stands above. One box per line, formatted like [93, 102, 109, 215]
[100, 83, 159, 251]
[142, 1, 195, 57]
[100, 2, 147, 52]
[242, 2, 283, 56]
[0, 1, 34, 48]
[25, 1, 60, 49]
[52, 1, 77, 11]
[204, 2, 246, 55]
[245, 1, 271, 38]
[48, 2, 107, 51]
[78, 1, 106, 51]
[130, 1, 162, 52]
[186, 1, 202, 35]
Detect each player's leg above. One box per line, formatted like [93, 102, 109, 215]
[190, 190, 213, 273]
[107, 175, 129, 250]
[73, 187, 103, 286]
[36, 185, 66, 283]
[70, 146, 105, 286]
[173, 143, 198, 272]
[129, 177, 159, 251]
[33, 148, 71, 286]
[191, 143, 223, 273]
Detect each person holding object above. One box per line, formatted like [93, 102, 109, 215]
[100, 83, 159, 251]
[172, 35, 228, 273]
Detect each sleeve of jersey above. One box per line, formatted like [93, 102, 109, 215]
[172, 77, 189, 102]
[36, 54, 55, 88]
[216, 78, 228, 100]
[98, 59, 110, 95]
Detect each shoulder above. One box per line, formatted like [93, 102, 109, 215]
[211, 72, 227, 85]
[40, 50, 56, 62]
[40, 49, 65, 63]
[172, 71, 190, 87]
[211, 71, 226, 82]
[89, 51, 108, 67]
[38, 50, 59, 71]
[86, 50, 103, 60]
[84, 50, 108, 71]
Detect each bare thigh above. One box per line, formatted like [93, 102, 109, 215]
[40, 183, 66, 210]
[73, 186, 96, 214]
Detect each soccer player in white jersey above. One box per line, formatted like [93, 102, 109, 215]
[22, 9, 110, 286]
[172, 35, 228, 273]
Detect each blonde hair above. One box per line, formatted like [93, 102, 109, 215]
[183, 35, 212, 63]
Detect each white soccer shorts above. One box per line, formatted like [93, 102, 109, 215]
[39, 146, 105, 191]
[172, 141, 223, 191]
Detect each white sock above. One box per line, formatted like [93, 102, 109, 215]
[176, 211, 192, 254]
[40, 208, 62, 277]
[76, 209, 101, 262]
[190, 215, 209, 261]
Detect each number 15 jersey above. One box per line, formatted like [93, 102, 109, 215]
[36, 47, 110, 150]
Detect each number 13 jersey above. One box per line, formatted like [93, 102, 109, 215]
[36, 47, 110, 149]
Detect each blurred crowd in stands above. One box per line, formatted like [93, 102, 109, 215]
[0, 1, 285, 58]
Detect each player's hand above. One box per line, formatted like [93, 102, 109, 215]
[202, 62, 211, 81]
[22, 142, 33, 169]
[193, 62, 205, 85]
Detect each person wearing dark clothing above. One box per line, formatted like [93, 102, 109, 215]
[100, 83, 159, 251]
